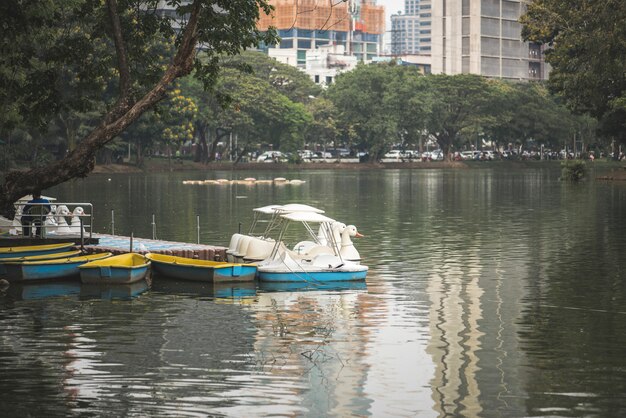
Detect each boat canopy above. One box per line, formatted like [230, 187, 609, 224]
[252, 205, 283, 214]
[281, 211, 335, 223]
[275, 204, 324, 214]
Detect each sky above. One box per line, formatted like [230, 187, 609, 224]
[383, 0, 405, 23]
[380, 0, 405, 50]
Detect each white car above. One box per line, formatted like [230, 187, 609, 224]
[256, 151, 285, 163]
[384, 150, 409, 159]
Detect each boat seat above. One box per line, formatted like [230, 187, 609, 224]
[306, 245, 335, 257]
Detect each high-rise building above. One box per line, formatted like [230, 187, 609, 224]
[390, 0, 432, 55]
[256, 0, 385, 85]
[431, 0, 547, 80]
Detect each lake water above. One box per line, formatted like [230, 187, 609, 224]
[2, 165, 626, 417]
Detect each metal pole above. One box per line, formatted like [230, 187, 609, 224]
[111, 209, 115, 235]
[152, 214, 156, 240]
[80, 217, 84, 251]
[197, 215, 200, 244]
[130, 232, 133, 253]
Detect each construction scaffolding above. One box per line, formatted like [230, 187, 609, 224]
[257, 0, 385, 34]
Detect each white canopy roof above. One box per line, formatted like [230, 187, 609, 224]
[281, 211, 335, 223]
[275, 203, 324, 214]
[17, 195, 57, 202]
[253, 205, 283, 214]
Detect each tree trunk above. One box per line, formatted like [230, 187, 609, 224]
[0, 0, 201, 219]
[195, 123, 208, 164]
[209, 128, 230, 163]
[234, 145, 249, 165]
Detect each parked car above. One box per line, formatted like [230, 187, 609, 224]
[384, 150, 407, 159]
[256, 151, 286, 163]
[297, 150, 316, 161]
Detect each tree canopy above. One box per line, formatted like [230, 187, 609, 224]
[521, 0, 626, 145]
[0, 0, 277, 218]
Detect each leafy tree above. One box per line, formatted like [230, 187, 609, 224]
[521, 0, 626, 151]
[161, 87, 198, 155]
[422, 74, 498, 160]
[305, 98, 339, 153]
[221, 51, 322, 103]
[0, 0, 277, 218]
[327, 63, 411, 161]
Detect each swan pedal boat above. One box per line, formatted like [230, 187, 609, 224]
[3, 252, 113, 282]
[256, 211, 368, 283]
[0, 242, 75, 259]
[79, 253, 151, 284]
[146, 253, 257, 283]
[0, 249, 82, 276]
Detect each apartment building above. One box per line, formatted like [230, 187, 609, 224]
[256, 0, 385, 86]
[390, 0, 433, 55]
[431, 0, 547, 80]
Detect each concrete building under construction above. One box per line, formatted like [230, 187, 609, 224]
[257, 0, 385, 86]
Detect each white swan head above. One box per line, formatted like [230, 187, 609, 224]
[344, 225, 364, 239]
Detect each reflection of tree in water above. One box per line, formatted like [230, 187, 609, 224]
[518, 200, 626, 416]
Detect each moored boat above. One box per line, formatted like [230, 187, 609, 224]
[3, 252, 112, 282]
[256, 211, 368, 283]
[79, 253, 151, 284]
[0, 242, 75, 259]
[0, 249, 82, 276]
[146, 252, 257, 283]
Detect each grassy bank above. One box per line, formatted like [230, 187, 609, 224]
[91, 157, 626, 180]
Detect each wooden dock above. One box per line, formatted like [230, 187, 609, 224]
[0, 233, 227, 261]
[85, 234, 227, 261]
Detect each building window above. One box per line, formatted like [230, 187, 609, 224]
[314, 75, 320, 83]
[326, 76, 333, 85]
[298, 39, 311, 49]
[297, 50, 306, 64]
[279, 39, 293, 48]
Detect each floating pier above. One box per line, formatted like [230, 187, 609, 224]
[81, 234, 227, 261]
[182, 177, 305, 185]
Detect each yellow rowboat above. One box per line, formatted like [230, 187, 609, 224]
[146, 253, 257, 283]
[3, 253, 112, 282]
[79, 253, 151, 284]
[0, 242, 75, 259]
[0, 249, 82, 276]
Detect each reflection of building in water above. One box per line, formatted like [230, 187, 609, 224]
[253, 289, 374, 416]
[426, 245, 484, 417]
[426, 232, 529, 416]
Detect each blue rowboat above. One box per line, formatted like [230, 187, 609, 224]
[3, 252, 112, 282]
[146, 253, 257, 283]
[0, 250, 82, 276]
[79, 253, 151, 284]
[0, 242, 75, 259]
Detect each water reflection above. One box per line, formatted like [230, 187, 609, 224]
[151, 276, 257, 300]
[1, 167, 625, 416]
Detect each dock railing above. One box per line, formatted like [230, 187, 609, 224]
[14, 202, 94, 244]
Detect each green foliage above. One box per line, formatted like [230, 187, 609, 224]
[326, 63, 423, 160]
[521, 0, 626, 145]
[560, 160, 587, 182]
